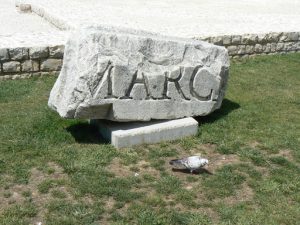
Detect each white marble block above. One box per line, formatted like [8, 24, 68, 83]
[48, 26, 229, 121]
[91, 117, 198, 148]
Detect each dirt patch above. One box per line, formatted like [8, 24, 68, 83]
[208, 154, 241, 174]
[214, 183, 254, 206]
[254, 165, 270, 176]
[107, 158, 133, 177]
[106, 197, 116, 210]
[275, 149, 294, 162]
[188, 143, 241, 173]
[107, 158, 160, 179]
[99, 197, 116, 223]
[167, 143, 241, 177]
[248, 141, 261, 149]
[0, 162, 75, 224]
[198, 143, 218, 152]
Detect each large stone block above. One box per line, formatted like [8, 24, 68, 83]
[241, 34, 258, 45]
[41, 59, 62, 71]
[49, 45, 65, 59]
[3, 61, 21, 73]
[210, 36, 223, 45]
[29, 47, 49, 59]
[231, 35, 241, 45]
[284, 32, 299, 42]
[48, 26, 229, 121]
[9, 48, 28, 61]
[22, 60, 39, 72]
[0, 49, 9, 61]
[222, 35, 232, 45]
[254, 44, 263, 53]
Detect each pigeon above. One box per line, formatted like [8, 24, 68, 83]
[169, 155, 209, 174]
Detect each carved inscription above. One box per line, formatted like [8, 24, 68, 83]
[48, 27, 230, 121]
[90, 62, 220, 101]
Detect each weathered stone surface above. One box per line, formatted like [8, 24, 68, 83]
[222, 35, 232, 45]
[241, 34, 258, 45]
[49, 45, 65, 58]
[210, 36, 223, 45]
[29, 47, 49, 59]
[3, 61, 21, 73]
[22, 60, 39, 72]
[270, 43, 277, 52]
[199, 37, 211, 43]
[41, 59, 62, 71]
[296, 42, 300, 51]
[92, 117, 198, 148]
[231, 35, 241, 45]
[0, 49, 9, 61]
[48, 26, 229, 121]
[18, 4, 32, 13]
[237, 45, 246, 55]
[263, 43, 271, 53]
[284, 32, 299, 42]
[276, 43, 284, 51]
[254, 44, 263, 53]
[257, 33, 268, 44]
[284, 42, 298, 52]
[245, 45, 254, 54]
[266, 32, 280, 43]
[9, 48, 28, 61]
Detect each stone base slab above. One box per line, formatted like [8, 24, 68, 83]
[91, 117, 198, 148]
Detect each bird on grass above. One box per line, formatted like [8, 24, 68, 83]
[169, 155, 209, 174]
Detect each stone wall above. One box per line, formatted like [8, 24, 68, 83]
[1, 31, 299, 80]
[198, 31, 300, 59]
[0, 45, 64, 80]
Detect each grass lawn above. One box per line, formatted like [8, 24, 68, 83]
[0, 53, 300, 225]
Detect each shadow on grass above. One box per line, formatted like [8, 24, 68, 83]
[172, 168, 213, 175]
[66, 122, 108, 144]
[195, 99, 240, 124]
[66, 99, 239, 145]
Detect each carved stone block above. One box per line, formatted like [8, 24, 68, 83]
[48, 26, 229, 121]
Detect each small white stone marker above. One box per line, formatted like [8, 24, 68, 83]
[91, 117, 198, 148]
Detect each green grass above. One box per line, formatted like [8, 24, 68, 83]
[1, 53, 300, 224]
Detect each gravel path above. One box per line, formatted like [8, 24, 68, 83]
[16, 0, 300, 38]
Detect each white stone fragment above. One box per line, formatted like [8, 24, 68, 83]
[48, 26, 229, 121]
[91, 117, 198, 148]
